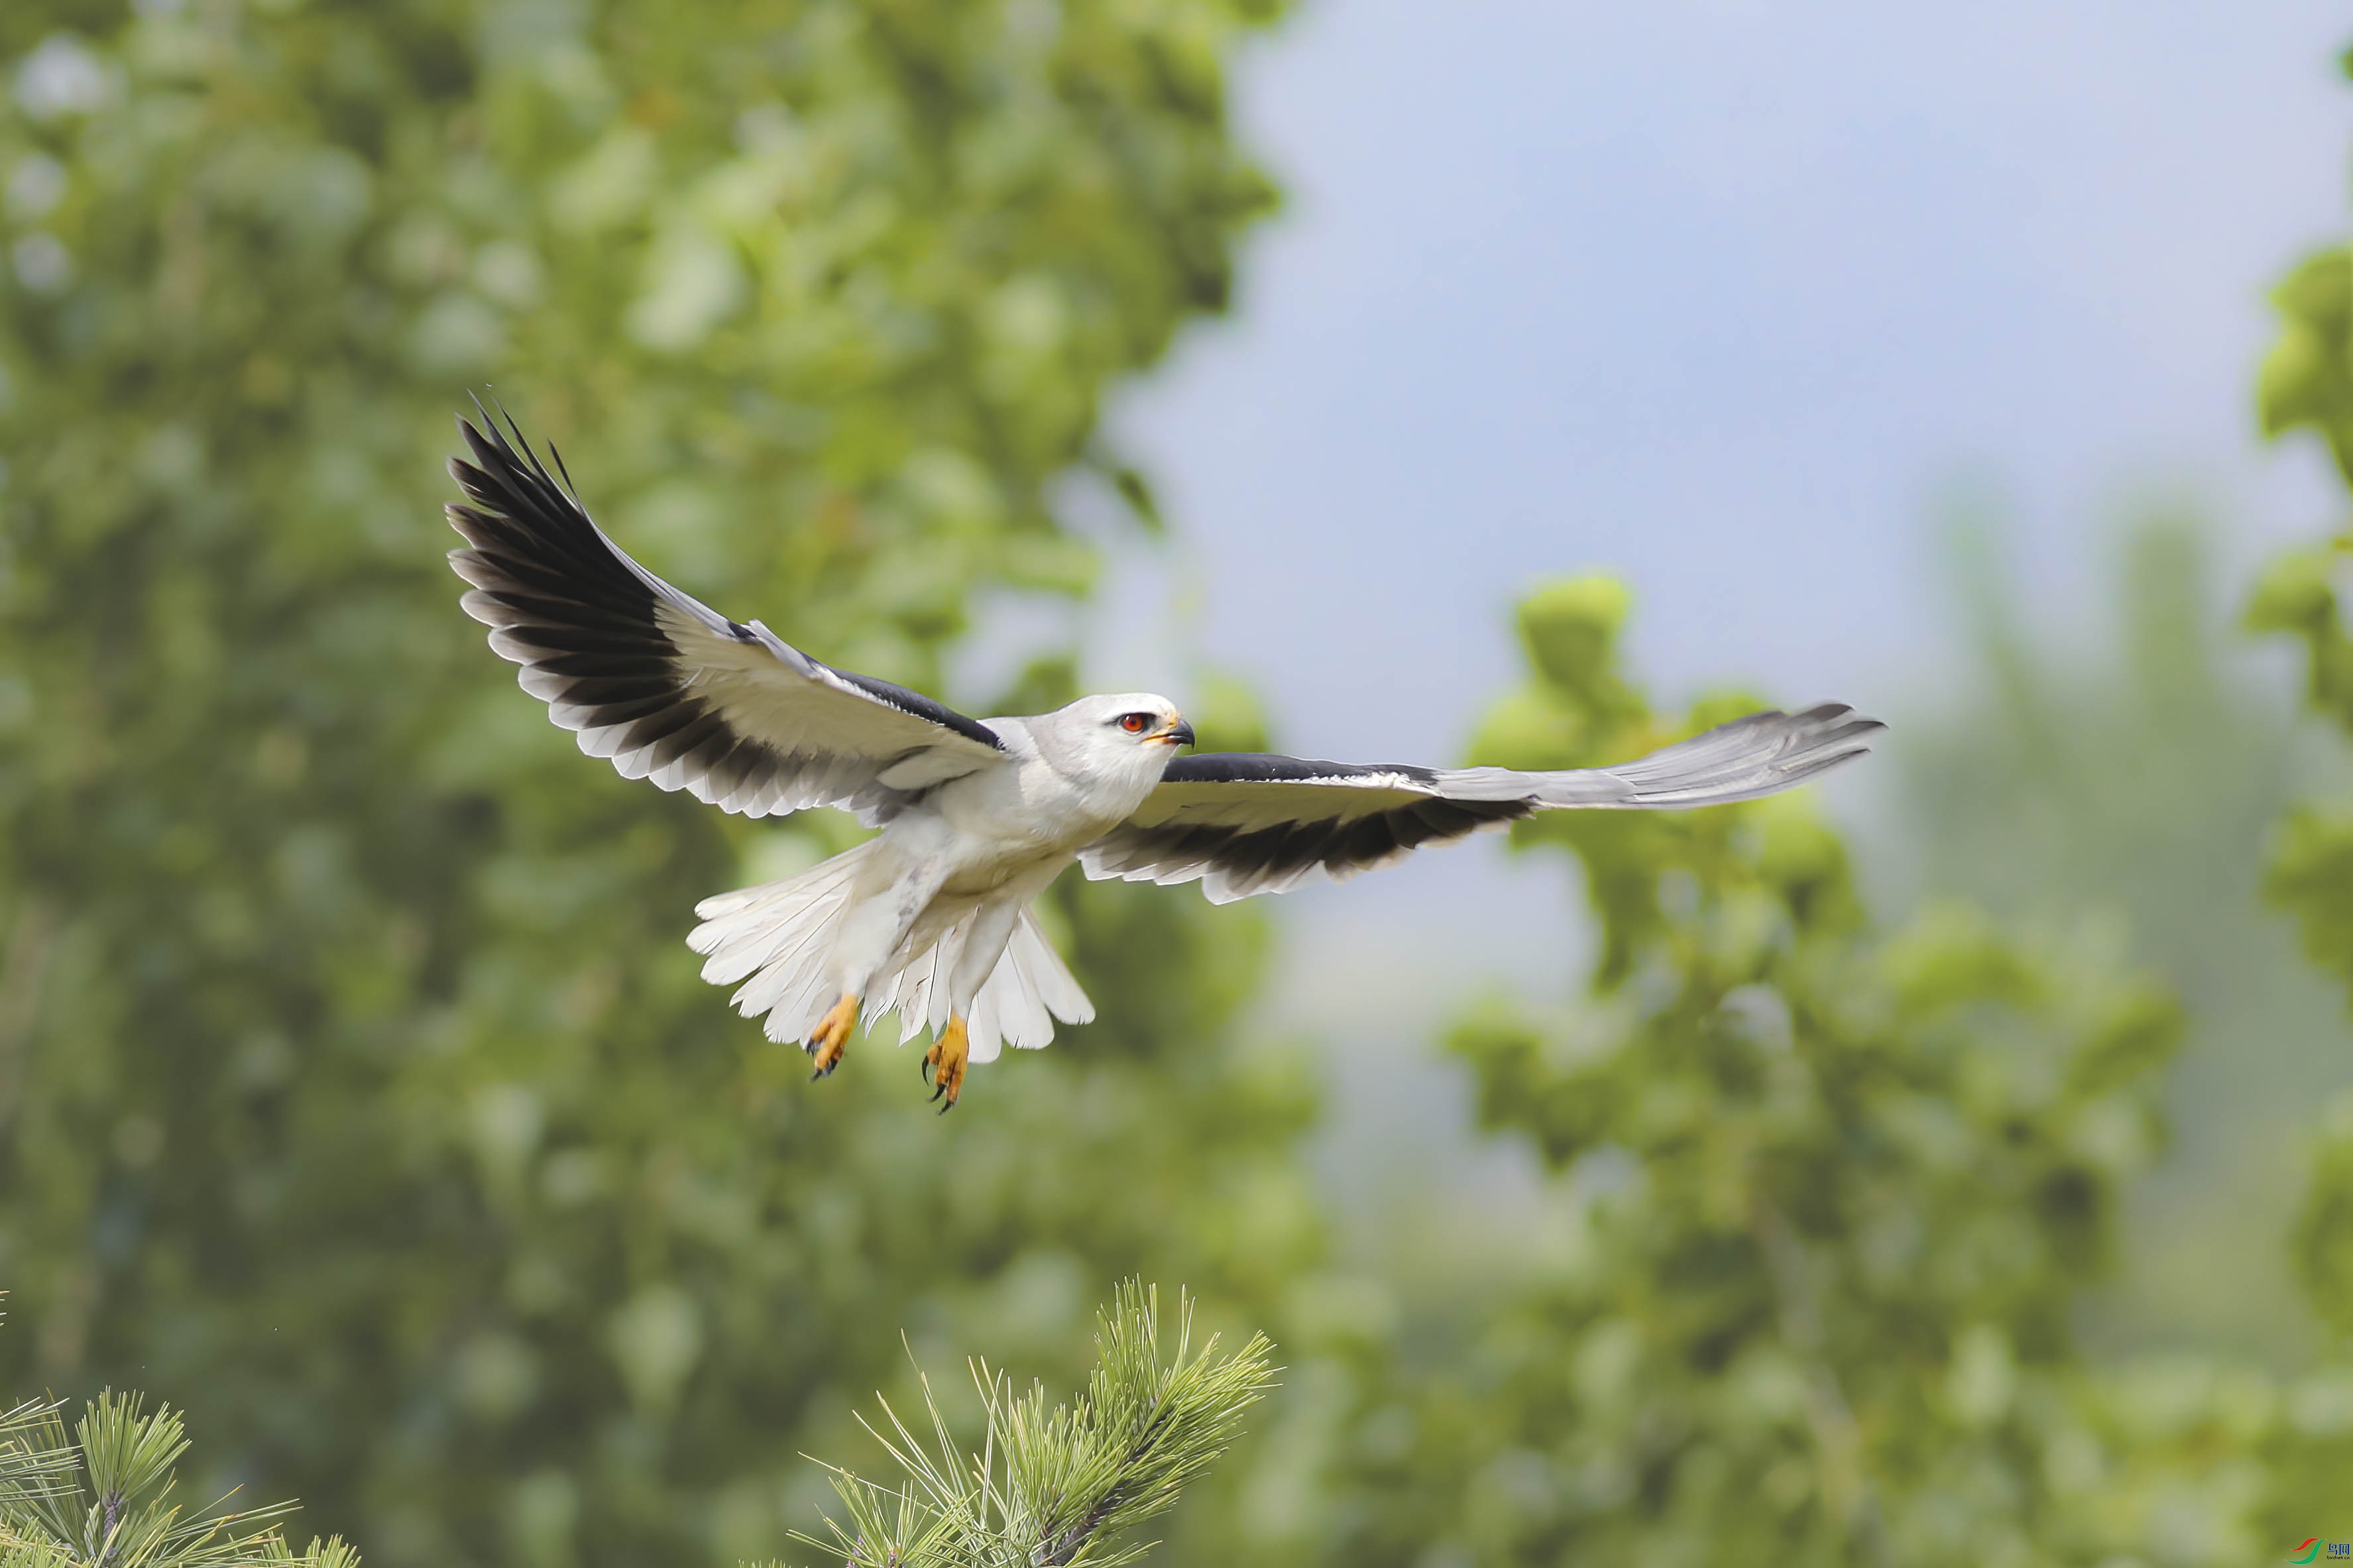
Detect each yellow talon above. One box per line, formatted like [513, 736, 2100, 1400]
[806, 993, 858, 1078]
[923, 1016, 970, 1111]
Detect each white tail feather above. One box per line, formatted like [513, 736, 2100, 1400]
[866, 906, 1091, 1062]
[687, 843, 874, 1044]
[686, 846, 1093, 1062]
[960, 907, 1093, 1062]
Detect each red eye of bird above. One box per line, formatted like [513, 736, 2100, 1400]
[1119, 712, 1150, 734]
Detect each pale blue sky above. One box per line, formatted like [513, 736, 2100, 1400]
[1102, 0, 2350, 764]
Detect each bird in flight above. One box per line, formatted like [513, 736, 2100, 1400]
[445, 412, 1882, 1109]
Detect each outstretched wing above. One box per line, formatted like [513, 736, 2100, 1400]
[445, 410, 1008, 821]
[1080, 704, 1882, 903]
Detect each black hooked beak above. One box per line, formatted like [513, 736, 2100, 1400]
[1159, 716, 1197, 748]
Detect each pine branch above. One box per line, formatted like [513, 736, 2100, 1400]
[786, 1281, 1276, 1568]
[0, 1392, 357, 1568]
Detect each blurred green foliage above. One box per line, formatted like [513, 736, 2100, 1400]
[1290, 61, 2353, 1557]
[2255, 242, 2353, 993]
[1322, 577, 2222, 1564]
[2245, 44, 2353, 1548]
[1885, 508, 2350, 1363]
[0, 3, 1318, 1566]
[2252, 65, 2353, 1357]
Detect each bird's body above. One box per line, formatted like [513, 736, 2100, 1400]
[445, 411, 1884, 1107]
[689, 694, 1184, 1099]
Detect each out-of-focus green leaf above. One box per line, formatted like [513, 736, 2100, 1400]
[1322, 579, 2245, 1567]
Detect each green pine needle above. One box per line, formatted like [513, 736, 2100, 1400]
[0, 1392, 356, 1568]
[787, 1281, 1275, 1568]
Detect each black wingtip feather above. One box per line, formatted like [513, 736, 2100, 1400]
[547, 439, 581, 498]
[447, 407, 646, 609]
[441, 398, 1011, 821]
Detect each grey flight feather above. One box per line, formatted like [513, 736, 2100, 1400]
[1076, 704, 1884, 904]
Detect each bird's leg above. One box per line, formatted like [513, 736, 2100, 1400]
[922, 1016, 970, 1112]
[922, 899, 1019, 1114]
[805, 993, 859, 1080]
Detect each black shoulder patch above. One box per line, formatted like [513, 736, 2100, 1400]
[826, 665, 1007, 754]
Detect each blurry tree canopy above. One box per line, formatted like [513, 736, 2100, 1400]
[1311, 577, 2339, 1566]
[0, 3, 1318, 1566]
[1306, 51, 2353, 1555]
[2254, 230, 2353, 1008]
[2244, 38, 2353, 1542]
[1884, 506, 2351, 1364]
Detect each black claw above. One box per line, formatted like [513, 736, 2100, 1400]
[937, 1097, 955, 1115]
[810, 1066, 824, 1082]
[930, 1082, 945, 1103]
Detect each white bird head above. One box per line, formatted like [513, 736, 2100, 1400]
[1033, 691, 1194, 792]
